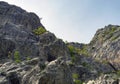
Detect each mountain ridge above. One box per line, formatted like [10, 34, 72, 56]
[0, 1, 120, 84]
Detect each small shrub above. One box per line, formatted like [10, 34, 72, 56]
[76, 45, 89, 56]
[14, 51, 21, 63]
[67, 45, 76, 62]
[71, 55, 76, 63]
[72, 73, 79, 79]
[26, 57, 31, 61]
[67, 45, 89, 63]
[74, 80, 83, 84]
[33, 27, 46, 35]
[67, 45, 75, 55]
[72, 73, 83, 84]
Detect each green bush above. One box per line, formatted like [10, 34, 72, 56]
[72, 73, 79, 79]
[33, 27, 46, 35]
[72, 73, 83, 84]
[67, 45, 75, 55]
[74, 80, 83, 84]
[67, 45, 89, 63]
[14, 51, 21, 63]
[67, 45, 76, 62]
[26, 57, 31, 61]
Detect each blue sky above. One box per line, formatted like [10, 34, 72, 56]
[1, 0, 120, 43]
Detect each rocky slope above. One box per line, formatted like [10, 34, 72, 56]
[66, 25, 120, 84]
[0, 1, 72, 84]
[0, 1, 120, 84]
[89, 25, 120, 70]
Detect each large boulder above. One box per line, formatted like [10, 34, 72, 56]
[38, 57, 73, 84]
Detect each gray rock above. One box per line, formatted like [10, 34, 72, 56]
[87, 74, 120, 84]
[0, 1, 44, 61]
[38, 57, 73, 84]
[0, 1, 74, 84]
[89, 25, 120, 70]
[0, 1, 120, 84]
[0, 36, 15, 59]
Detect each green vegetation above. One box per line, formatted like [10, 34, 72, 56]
[117, 70, 120, 77]
[67, 45, 89, 56]
[67, 45, 89, 63]
[33, 26, 46, 35]
[102, 27, 117, 41]
[82, 62, 92, 70]
[103, 27, 116, 36]
[111, 36, 119, 41]
[102, 60, 109, 64]
[26, 57, 31, 61]
[82, 62, 89, 67]
[72, 73, 83, 84]
[76, 45, 89, 56]
[74, 80, 83, 84]
[72, 73, 79, 79]
[67, 45, 76, 62]
[14, 50, 21, 63]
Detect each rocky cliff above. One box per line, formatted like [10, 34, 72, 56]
[66, 25, 120, 84]
[89, 25, 120, 70]
[0, 1, 73, 84]
[0, 1, 120, 84]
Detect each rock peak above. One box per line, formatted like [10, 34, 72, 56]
[0, 1, 43, 31]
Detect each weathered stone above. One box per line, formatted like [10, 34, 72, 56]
[38, 57, 73, 84]
[0, 1, 120, 84]
[0, 37, 15, 59]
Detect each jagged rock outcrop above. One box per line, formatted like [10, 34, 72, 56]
[66, 43, 115, 83]
[87, 74, 120, 84]
[0, 57, 73, 84]
[66, 25, 120, 83]
[0, 1, 42, 31]
[38, 57, 73, 84]
[89, 25, 120, 70]
[0, 1, 70, 62]
[0, 1, 120, 84]
[90, 25, 120, 59]
[0, 1, 73, 84]
[0, 1, 43, 60]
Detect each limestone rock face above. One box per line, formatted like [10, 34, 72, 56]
[38, 57, 73, 84]
[0, 1, 120, 84]
[89, 25, 120, 70]
[0, 1, 42, 31]
[87, 74, 120, 84]
[66, 27, 120, 83]
[0, 1, 44, 60]
[0, 37, 15, 59]
[90, 25, 120, 60]
[0, 1, 50, 61]
[0, 57, 73, 84]
[0, 1, 73, 84]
